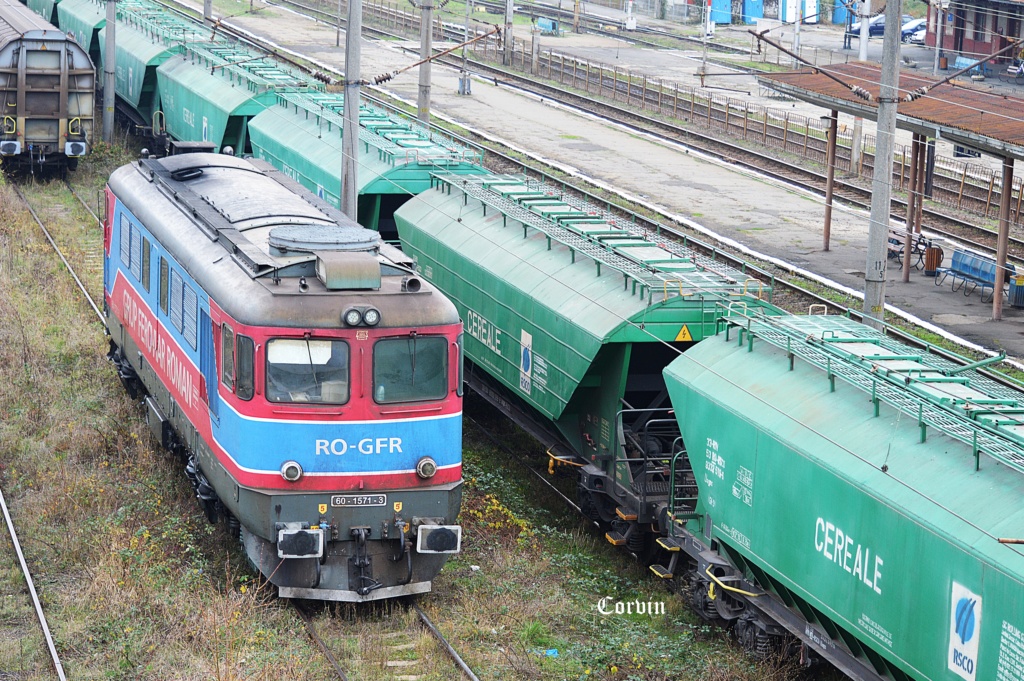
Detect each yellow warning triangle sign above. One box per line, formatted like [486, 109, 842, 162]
[675, 325, 693, 342]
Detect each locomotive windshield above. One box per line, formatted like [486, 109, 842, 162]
[373, 336, 447, 403]
[266, 339, 349, 404]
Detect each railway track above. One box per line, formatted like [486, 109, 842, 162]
[0, 475, 67, 681]
[293, 599, 481, 680]
[447, 56, 1024, 263]
[265, 0, 1022, 254]
[244, 0, 1022, 269]
[14, 170, 484, 681]
[2, 182, 96, 681]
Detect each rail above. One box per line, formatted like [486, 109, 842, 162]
[0, 487, 67, 680]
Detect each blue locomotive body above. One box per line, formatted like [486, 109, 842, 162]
[103, 154, 464, 601]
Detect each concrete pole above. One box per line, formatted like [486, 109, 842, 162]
[459, 0, 472, 94]
[504, 0, 514, 65]
[862, 0, 902, 329]
[102, 0, 115, 143]
[341, 0, 361, 220]
[850, 0, 870, 176]
[792, 8, 801, 68]
[531, 25, 540, 75]
[823, 110, 838, 251]
[417, 1, 432, 123]
[932, 3, 945, 75]
[993, 157, 1014, 320]
[914, 137, 926, 233]
[204, 0, 212, 22]
[337, 0, 342, 47]
[902, 134, 919, 283]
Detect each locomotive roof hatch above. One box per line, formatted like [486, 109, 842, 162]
[268, 224, 382, 291]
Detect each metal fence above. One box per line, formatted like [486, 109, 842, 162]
[342, 0, 1024, 226]
[471, 41, 1024, 227]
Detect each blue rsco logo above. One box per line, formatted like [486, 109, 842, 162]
[955, 598, 977, 645]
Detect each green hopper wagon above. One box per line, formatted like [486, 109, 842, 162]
[663, 312, 1024, 680]
[395, 171, 778, 548]
[248, 92, 484, 236]
[56, 0, 104, 66]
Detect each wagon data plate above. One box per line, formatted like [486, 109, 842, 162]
[331, 494, 387, 507]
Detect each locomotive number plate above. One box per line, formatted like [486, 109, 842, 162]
[331, 494, 387, 507]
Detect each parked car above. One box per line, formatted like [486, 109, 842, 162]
[901, 18, 926, 42]
[848, 13, 913, 37]
[909, 27, 926, 44]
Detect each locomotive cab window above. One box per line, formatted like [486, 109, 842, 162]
[236, 336, 254, 401]
[159, 258, 168, 313]
[266, 339, 349, 404]
[221, 325, 235, 390]
[141, 238, 151, 292]
[221, 326, 255, 401]
[373, 336, 447, 404]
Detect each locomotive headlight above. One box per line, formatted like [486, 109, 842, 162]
[362, 308, 381, 326]
[416, 457, 437, 479]
[343, 308, 362, 326]
[280, 461, 303, 482]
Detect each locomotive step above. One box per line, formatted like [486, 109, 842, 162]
[649, 564, 674, 579]
[656, 537, 682, 552]
[605, 531, 627, 546]
[615, 506, 638, 521]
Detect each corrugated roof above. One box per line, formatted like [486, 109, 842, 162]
[760, 62, 1024, 158]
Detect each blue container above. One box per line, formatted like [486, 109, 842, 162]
[742, 0, 763, 24]
[710, 0, 731, 24]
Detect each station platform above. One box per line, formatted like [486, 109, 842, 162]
[215, 2, 1024, 361]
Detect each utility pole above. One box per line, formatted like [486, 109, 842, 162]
[850, 0, 870, 175]
[204, 0, 212, 22]
[862, 0, 902, 329]
[573, 0, 580, 33]
[792, 6, 801, 68]
[504, 0, 514, 65]
[459, 0, 471, 94]
[102, 0, 115, 143]
[418, 0, 432, 122]
[932, 0, 948, 74]
[337, 0, 342, 47]
[341, 0, 361, 220]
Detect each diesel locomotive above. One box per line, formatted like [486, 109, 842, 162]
[0, 0, 94, 171]
[103, 154, 463, 601]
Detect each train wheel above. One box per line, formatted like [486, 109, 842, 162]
[688, 577, 727, 626]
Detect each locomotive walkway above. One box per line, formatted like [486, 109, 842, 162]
[213, 2, 1024, 360]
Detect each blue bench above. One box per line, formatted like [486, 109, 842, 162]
[953, 55, 994, 77]
[934, 249, 1014, 302]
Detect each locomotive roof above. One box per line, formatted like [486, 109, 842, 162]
[108, 154, 458, 329]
